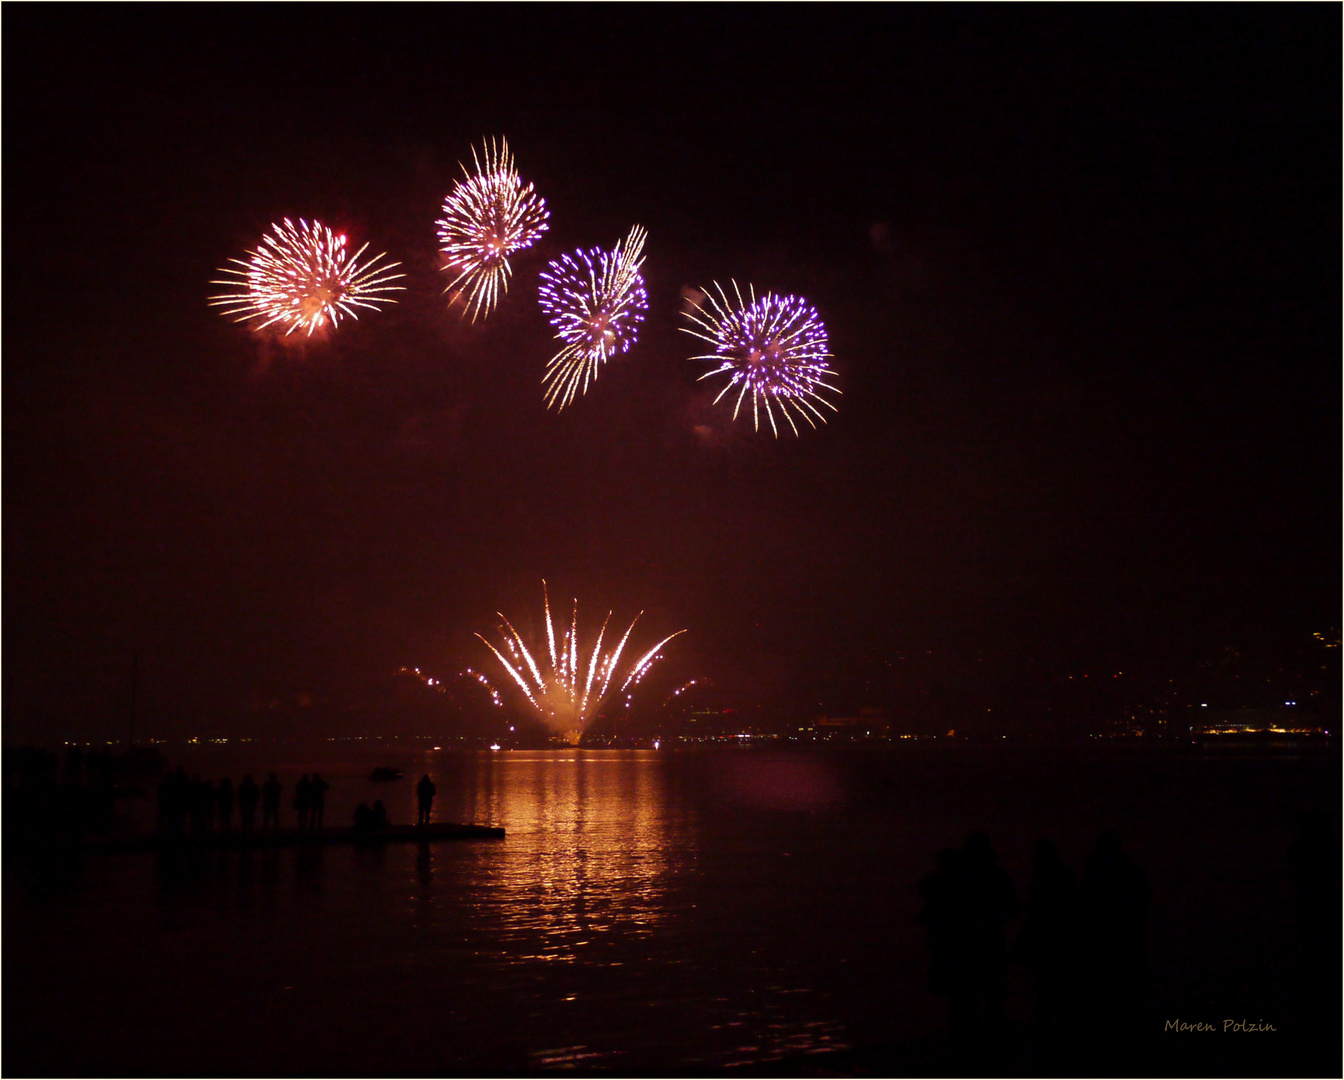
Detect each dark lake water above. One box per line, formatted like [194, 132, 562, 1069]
[5, 742, 1337, 1075]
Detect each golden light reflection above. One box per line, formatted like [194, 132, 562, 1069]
[460, 750, 696, 961]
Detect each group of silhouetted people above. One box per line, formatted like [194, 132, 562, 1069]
[919, 830, 1149, 1062]
[918, 832, 1021, 1052]
[352, 799, 389, 830]
[292, 773, 330, 828]
[353, 774, 435, 832]
[156, 768, 323, 837]
[156, 767, 441, 837]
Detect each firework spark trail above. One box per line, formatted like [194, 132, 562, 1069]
[661, 680, 699, 708]
[476, 582, 685, 743]
[402, 665, 504, 707]
[398, 666, 443, 689]
[538, 225, 649, 411]
[209, 218, 404, 336]
[462, 669, 503, 708]
[436, 137, 549, 321]
[681, 281, 840, 436]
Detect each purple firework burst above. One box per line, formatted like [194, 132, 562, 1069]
[537, 225, 649, 411]
[681, 281, 839, 436]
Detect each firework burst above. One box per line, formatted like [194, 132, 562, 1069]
[681, 281, 839, 436]
[538, 225, 649, 411]
[476, 582, 685, 744]
[436, 137, 550, 321]
[209, 218, 404, 336]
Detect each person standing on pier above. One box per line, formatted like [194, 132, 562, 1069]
[158, 766, 189, 836]
[416, 773, 436, 827]
[217, 777, 235, 833]
[237, 774, 260, 835]
[262, 773, 282, 831]
[310, 773, 329, 829]
[294, 774, 312, 829]
[189, 776, 215, 837]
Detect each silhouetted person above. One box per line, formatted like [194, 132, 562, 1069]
[371, 799, 389, 830]
[919, 833, 1019, 1060]
[294, 774, 312, 830]
[262, 773, 282, 831]
[156, 772, 172, 834]
[416, 773, 436, 826]
[217, 777, 235, 833]
[1289, 809, 1342, 1069]
[186, 774, 203, 834]
[157, 766, 189, 837]
[1078, 831, 1148, 1030]
[202, 777, 217, 834]
[353, 802, 373, 830]
[188, 775, 215, 837]
[1015, 839, 1078, 1031]
[237, 774, 260, 835]
[310, 773, 329, 829]
[960, 834, 1019, 1043]
[920, 848, 965, 1001]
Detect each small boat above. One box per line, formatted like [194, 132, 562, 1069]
[368, 767, 403, 782]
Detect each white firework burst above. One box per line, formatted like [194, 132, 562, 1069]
[475, 581, 685, 744]
[209, 218, 404, 336]
[436, 136, 549, 321]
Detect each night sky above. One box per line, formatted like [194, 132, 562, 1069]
[5, 7, 1339, 742]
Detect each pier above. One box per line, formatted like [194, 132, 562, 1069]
[42, 823, 506, 854]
